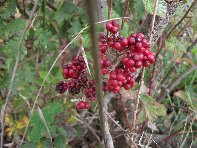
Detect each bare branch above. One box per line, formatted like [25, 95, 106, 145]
[86, 1, 114, 148]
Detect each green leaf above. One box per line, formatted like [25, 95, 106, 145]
[142, 0, 167, 17]
[55, 135, 67, 148]
[140, 95, 166, 121]
[67, 19, 82, 35]
[29, 125, 42, 142]
[0, 1, 17, 19]
[0, 18, 26, 39]
[39, 71, 52, 83]
[22, 143, 37, 148]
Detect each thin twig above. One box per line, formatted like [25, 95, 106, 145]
[72, 115, 102, 143]
[119, 94, 132, 130]
[86, 1, 109, 147]
[121, 0, 129, 30]
[157, 65, 197, 102]
[0, 0, 39, 147]
[108, 0, 112, 19]
[132, 68, 145, 131]
[106, 0, 112, 39]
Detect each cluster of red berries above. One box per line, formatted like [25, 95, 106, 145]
[56, 20, 155, 110]
[104, 68, 135, 93]
[76, 100, 90, 110]
[56, 55, 96, 110]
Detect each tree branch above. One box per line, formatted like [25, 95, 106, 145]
[86, 1, 114, 147]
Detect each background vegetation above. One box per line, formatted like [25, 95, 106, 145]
[0, 0, 197, 147]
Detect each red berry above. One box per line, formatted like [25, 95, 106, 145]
[114, 42, 123, 51]
[129, 45, 136, 51]
[120, 38, 128, 47]
[125, 60, 135, 68]
[147, 54, 155, 63]
[129, 67, 137, 73]
[135, 42, 143, 50]
[136, 33, 145, 39]
[142, 61, 150, 67]
[135, 61, 142, 68]
[111, 26, 119, 34]
[106, 22, 112, 31]
[69, 69, 75, 77]
[104, 59, 111, 67]
[122, 57, 129, 63]
[117, 74, 125, 81]
[124, 84, 132, 90]
[114, 86, 120, 92]
[84, 102, 90, 109]
[128, 37, 136, 45]
[102, 68, 108, 75]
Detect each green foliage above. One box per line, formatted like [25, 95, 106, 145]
[0, 19, 26, 39]
[142, 0, 167, 17]
[140, 95, 167, 122]
[29, 102, 64, 143]
[0, 0, 17, 19]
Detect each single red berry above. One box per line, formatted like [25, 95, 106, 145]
[135, 42, 143, 50]
[69, 69, 75, 77]
[125, 60, 135, 68]
[122, 57, 129, 63]
[117, 74, 125, 81]
[120, 38, 128, 47]
[114, 42, 123, 51]
[142, 60, 150, 67]
[124, 84, 132, 90]
[129, 45, 136, 51]
[147, 54, 155, 63]
[128, 37, 136, 45]
[135, 61, 142, 68]
[104, 59, 111, 67]
[129, 67, 137, 73]
[136, 32, 145, 39]
[106, 22, 112, 31]
[114, 86, 121, 92]
[84, 101, 90, 109]
[111, 26, 119, 34]
[102, 68, 108, 75]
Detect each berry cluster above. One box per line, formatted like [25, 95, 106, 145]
[104, 68, 135, 93]
[56, 55, 96, 110]
[56, 20, 156, 110]
[76, 100, 90, 110]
